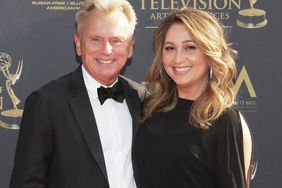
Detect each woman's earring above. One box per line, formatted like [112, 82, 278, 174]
[209, 68, 213, 81]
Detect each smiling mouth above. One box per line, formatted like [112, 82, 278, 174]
[174, 66, 191, 73]
[97, 60, 114, 64]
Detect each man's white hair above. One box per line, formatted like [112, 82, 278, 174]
[75, 0, 137, 36]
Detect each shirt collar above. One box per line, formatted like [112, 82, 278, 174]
[81, 65, 118, 99]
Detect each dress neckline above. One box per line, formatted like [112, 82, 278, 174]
[178, 97, 194, 103]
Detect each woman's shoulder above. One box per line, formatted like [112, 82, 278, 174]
[212, 106, 242, 137]
[216, 106, 240, 125]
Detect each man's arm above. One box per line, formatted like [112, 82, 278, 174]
[10, 91, 53, 188]
[119, 75, 149, 102]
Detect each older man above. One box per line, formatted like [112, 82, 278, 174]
[10, 0, 145, 187]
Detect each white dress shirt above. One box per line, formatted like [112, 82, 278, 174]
[82, 66, 136, 188]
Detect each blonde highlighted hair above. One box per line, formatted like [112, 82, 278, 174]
[142, 7, 237, 129]
[75, 0, 137, 36]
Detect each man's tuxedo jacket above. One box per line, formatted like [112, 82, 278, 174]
[10, 66, 143, 188]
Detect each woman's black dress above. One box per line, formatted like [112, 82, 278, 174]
[134, 98, 247, 188]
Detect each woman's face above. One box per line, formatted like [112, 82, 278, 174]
[162, 23, 209, 99]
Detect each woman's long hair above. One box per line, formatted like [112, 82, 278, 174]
[142, 7, 237, 129]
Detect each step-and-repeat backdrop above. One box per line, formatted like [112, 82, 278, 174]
[1, 0, 281, 187]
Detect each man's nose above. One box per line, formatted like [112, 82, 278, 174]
[102, 41, 113, 55]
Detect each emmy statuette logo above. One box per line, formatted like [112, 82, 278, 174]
[237, 0, 267, 29]
[0, 52, 23, 129]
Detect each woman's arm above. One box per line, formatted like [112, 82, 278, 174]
[239, 112, 253, 188]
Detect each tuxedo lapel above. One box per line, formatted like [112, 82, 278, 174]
[119, 77, 141, 139]
[68, 67, 108, 182]
[119, 77, 142, 186]
[66, 69, 141, 184]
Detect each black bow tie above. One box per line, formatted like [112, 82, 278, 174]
[97, 81, 125, 105]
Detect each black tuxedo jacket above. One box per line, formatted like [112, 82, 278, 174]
[10, 66, 142, 188]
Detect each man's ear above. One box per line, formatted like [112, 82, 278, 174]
[74, 33, 81, 56]
[128, 36, 135, 59]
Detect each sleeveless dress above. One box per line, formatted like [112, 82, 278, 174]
[134, 98, 247, 188]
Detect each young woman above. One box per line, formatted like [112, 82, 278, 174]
[135, 7, 253, 188]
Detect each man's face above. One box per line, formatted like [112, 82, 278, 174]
[75, 9, 134, 86]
